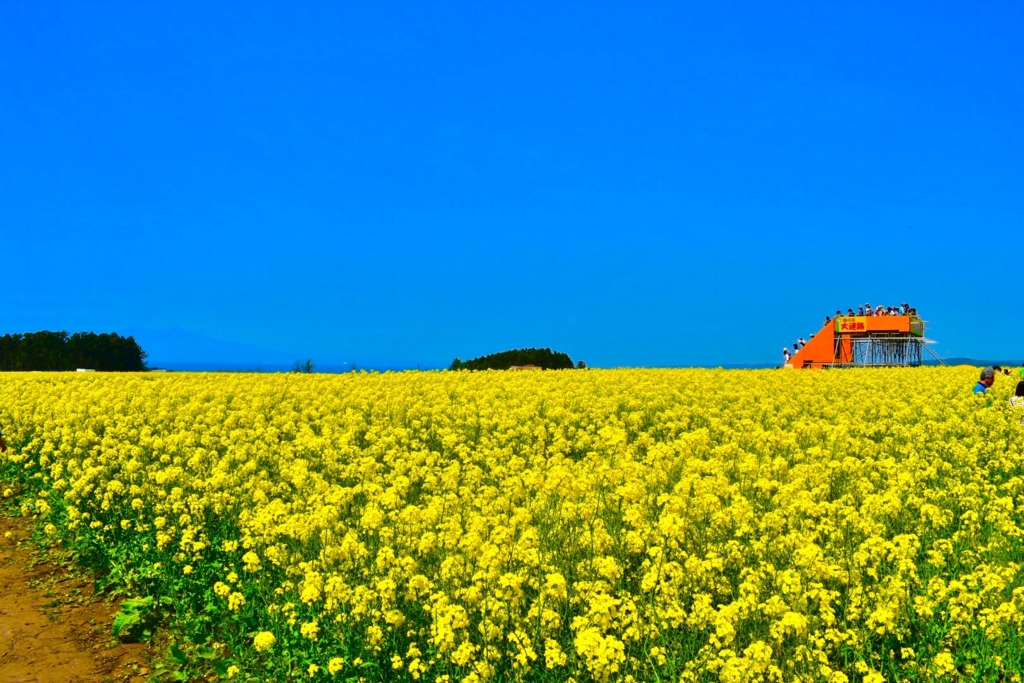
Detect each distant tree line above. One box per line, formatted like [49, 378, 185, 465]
[0, 331, 148, 371]
[450, 347, 580, 371]
[292, 359, 316, 374]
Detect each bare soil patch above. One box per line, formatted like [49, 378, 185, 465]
[0, 514, 150, 683]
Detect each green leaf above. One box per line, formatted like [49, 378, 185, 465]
[111, 610, 141, 637]
[170, 644, 187, 664]
[121, 595, 154, 610]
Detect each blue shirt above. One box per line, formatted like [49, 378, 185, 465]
[973, 382, 988, 393]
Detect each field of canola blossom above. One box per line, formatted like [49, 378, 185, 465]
[2, 368, 1024, 683]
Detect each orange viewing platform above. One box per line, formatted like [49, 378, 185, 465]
[786, 315, 926, 369]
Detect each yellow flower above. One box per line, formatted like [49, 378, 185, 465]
[253, 631, 276, 652]
[933, 651, 957, 677]
[300, 620, 319, 640]
[228, 592, 246, 611]
[545, 639, 567, 669]
[242, 551, 261, 572]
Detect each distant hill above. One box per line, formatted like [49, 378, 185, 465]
[929, 357, 1024, 367]
[451, 348, 576, 371]
[120, 328, 298, 366]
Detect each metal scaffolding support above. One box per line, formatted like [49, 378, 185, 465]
[849, 333, 923, 366]
[825, 332, 944, 368]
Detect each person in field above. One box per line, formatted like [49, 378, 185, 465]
[1010, 381, 1024, 418]
[1009, 381, 1024, 425]
[974, 367, 996, 394]
[783, 347, 791, 364]
[0, 427, 6, 453]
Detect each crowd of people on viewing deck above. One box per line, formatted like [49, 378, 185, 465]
[822, 302, 918, 327]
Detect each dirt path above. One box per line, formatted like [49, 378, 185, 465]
[0, 515, 150, 683]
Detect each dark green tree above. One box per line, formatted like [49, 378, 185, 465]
[0, 331, 148, 371]
[450, 347, 575, 371]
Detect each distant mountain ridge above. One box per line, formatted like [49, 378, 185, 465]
[932, 357, 1024, 367]
[119, 328, 298, 366]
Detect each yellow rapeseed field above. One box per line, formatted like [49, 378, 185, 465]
[2, 368, 1024, 682]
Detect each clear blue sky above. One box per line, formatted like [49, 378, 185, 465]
[4, 1, 1022, 367]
